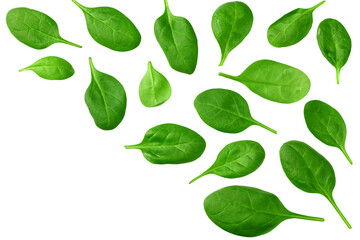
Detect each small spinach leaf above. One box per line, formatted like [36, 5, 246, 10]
[139, 61, 171, 107]
[190, 141, 264, 183]
[204, 185, 324, 237]
[154, 0, 198, 74]
[317, 18, 351, 84]
[194, 88, 276, 134]
[280, 141, 352, 228]
[219, 60, 310, 103]
[6, 7, 81, 49]
[212, 1, 253, 66]
[125, 123, 206, 164]
[72, 0, 141, 51]
[267, 1, 325, 47]
[19, 56, 74, 80]
[85, 58, 127, 130]
[304, 100, 352, 164]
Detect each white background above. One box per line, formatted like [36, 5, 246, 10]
[0, 0, 359, 239]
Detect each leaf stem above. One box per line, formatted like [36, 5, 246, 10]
[189, 172, 208, 184]
[254, 120, 277, 134]
[72, 0, 85, 9]
[340, 146, 353, 164]
[336, 68, 341, 84]
[60, 38, 82, 48]
[124, 145, 139, 150]
[310, 1, 326, 11]
[328, 197, 352, 229]
[219, 55, 227, 67]
[19, 67, 29, 72]
[164, 0, 170, 11]
[293, 213, 325, 222]
[218, 72, 239, 81]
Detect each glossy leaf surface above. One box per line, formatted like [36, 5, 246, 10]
[317, 18, 351, 84]
[204, 185, 324, 237]
[85, 58, 127, 130]
[125, 124, 206, 164]
[73, 0, 141, 51]
[304, 100, 352, 164]
[194, 89, 276, 134]
[139, 61, 171, 107]
[280, 141, 351, 228]
[267, 1, 325, 47]
[19, 56, 74, 80]
[190, 141, 265, 183]
[6, 7, 81, 49]
[219, 60, 311, 103]
[154, 0, 198, 74]
[212, 1, 253, 66]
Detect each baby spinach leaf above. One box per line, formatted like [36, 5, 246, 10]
[317, 18, 351, 84]
[219, 60, 311, 103]
[85, 58, 127, 130]
[125, 124, 206, 164]
[139, 61, 171, 108]
[194, 88, 276, 134]
[280, 141, 352, 228]
[304, 100, 352, 164]
[212, 1, 253, 66]
[190, 141, 265, 183]
[204, 185, 324, 237]
[19, 56, 74, 80]
[154, 0, 198, 74]
[72, 0, 141, 52]
[6, 7, 82, 49]
[267, 1, 325, 47]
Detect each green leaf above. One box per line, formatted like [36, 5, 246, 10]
[125, 123, 206, 164]
[212, 1, 253, 66]
[6, 7, 81, 49]
[194, 88, 276, 134]
[267, 1, 325, 47]
[72, 0, 141, 52]
[304, 100, 352, 164]
[219, 60, 311, 103]
[280, 141, 352, 228]
[204, 185, 324, 237]
[190, 141, 265, 183]
[19, 56, 74, 80]
[154, 0, 198, 74]
[139, 61, 171, 107]
[317, 18, 351, 84]
[85, 58, 127, 130]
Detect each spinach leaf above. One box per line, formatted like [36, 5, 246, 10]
[304, 100, 352, 164]
[267, 1, 325, 47]
[204, 185, 324, 237]
[212, 1, 253, 66]
[125, 124, 206, 164]
[72, 0, 141, 52]
[194, 88, 276, 134]
[317, 18, 351, 84]
[190, 141, 264, 183]
[6, 7, 82, 49]
[219, 60, 310, 103]
[19, 56, 74, 80]
[154, 0, 198, 74]
[139, 61, 171, 107]
[280, 141, 352, 228]
[85, 58, 127, 130]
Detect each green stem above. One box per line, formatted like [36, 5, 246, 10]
[219, 54, 227, 67]
[60, 38, 82, 48]
[293, 213, 325, 222]
[72, 0, 85, 9]
[189, 171, 208, 184]
[124, 145, 140, 150]
[164, 0, 170, 11]
[340, 146, 353, 165]
[218, 72, 239, 81]
[328, 197, 352, 229]
[336, 68, 341, 84]
[310, 1, 326, 11]
[254, 120, 277, 134]
[19, 67, 29, 72]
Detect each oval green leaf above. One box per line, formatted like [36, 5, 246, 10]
[219, 60, 311, 103]
[19, 56, 75, 80]
[6, 7, 81, 49]
[194, 88, 276, 134]
[85, 58, 127, 130]
[317, 18, 351, 84]
[204, 185, 324, 237]
[267, 1, 325, 47]
[154, 0, 198, 74]
[139, 61, 171, 107]
[304, 100, 352, 164]
[280, 141, 351, 228]
[125, 123, 206, 164]
[190, 141, 265, 183]
[72, 0, 141, 51]
[212, 1, 253, 66]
